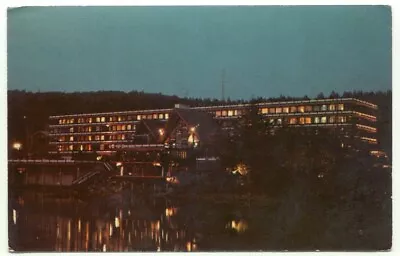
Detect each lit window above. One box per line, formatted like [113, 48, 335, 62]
[228, 110, 234, 117]
[88, 136, 92, 141]
[88, 144, 92, 151]
[269, 119, 275, 124]
[298, 106, 305, 113]
[80, 145, 84, 151]
[261, 108, 268, 114]
[69, 136, 74, 141]
[338, 116, 346, 123]
[121, 134, 125, 140]
[338, 104, 344, 111]
[290, 106, 297, 113]
[147, 115, 152, 119]
[70, 119, 74, 124]
[69, 127, 74, 132]
[101, 117, 105, 122]
[95, 117, 100, 122]
[159, 114, 164, 119]
[122, 125, 126, 131]
[269, 108, 276, 114]
[313, 105, 320, 112]
[305, 117, 312, 124]
[109, 117, 114, 122]
[276, 107, 282, 114]
[321, 105, 327, 111]
[305, 106, 312, 112]
[289, 118, 297, 124]
[137, 115, 141, 120]
[117, 125, 121, 131]
[100, 135, 105, 140]
[127, 125, 132, 130]
[153, 114, 158, 119]
[329, 116, 335, 123]
[59, 119, 63, 124]
[69, 145, 73, 151]
[283, 107, 289, 113]
[88, 118, 92, 123]
[321, 116, 327, 123]
[165, 113, 169, 119]
[233, 110, 238, 116]
[314, 117, 320, 124]
[117, 116, 122, 122]
[329, 104, 335, 111]
[142, 115, 147, 120]
[299, 117, 305, 124]
[277, 118, 282, 125]
[100, 144, 105, 150]
[95, 135, 100, 141]
[222, 110, 227, 116]
[88, 127, 92, 132]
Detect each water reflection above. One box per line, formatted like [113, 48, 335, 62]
[9, 188, 255, 252]
[9, 191, 198, 251]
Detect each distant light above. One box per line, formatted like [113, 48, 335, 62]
[12, 142, 22, 151]
[116, 162, 122, 167]
[96, 156, 102, 161]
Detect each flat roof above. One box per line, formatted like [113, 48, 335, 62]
[49, 97, 377, 119]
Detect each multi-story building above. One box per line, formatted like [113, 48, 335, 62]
[47, 97, 382, 159]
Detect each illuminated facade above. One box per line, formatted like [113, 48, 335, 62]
[48, 98, 380, 157]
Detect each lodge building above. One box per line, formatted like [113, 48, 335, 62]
[47, 97, 382, 159]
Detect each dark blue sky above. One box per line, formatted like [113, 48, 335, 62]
[7, 6, 391, 100]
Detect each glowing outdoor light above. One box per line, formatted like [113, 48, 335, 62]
[116, 162, 122, 167]
[190, 127, 196, 133]
[12, 142, 22, 151]
[159, 128, 165, 136]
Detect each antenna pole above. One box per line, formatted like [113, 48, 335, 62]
[221, 69, 225, 101]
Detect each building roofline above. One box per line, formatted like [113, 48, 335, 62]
[49, 97, 377, 119]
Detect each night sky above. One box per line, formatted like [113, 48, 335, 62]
[7, 6, 391, 100]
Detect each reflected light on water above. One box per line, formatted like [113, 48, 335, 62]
[165, 207, 178, 217]
[186, 241, 192, 252]
[12, 209, 17, 225]
[115, 217, 120, 228]
[227, 220, 248, 233]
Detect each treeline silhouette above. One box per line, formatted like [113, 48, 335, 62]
[217, 104, 391, 250]
[8, 89, 391, 158]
